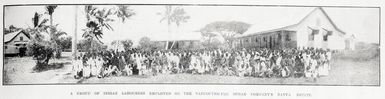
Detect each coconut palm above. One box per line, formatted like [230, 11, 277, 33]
[28, 12, 49, 42]
[45, 5, 57, 26]
[82, 5, 135, 53]
[45, 5, 68, 58]
[115, 5, 135, 23]
[158, 6, 190, 49]
[26, 12, 54, 69]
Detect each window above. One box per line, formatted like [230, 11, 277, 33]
[255, 37, 258, 42]
[323, 31, 332, 41]
[323, 35, 328, 41]
[309, 30, 318, 41]
[286, 34, 291, 41]
[20, 37, 23, 41]
[278, 33, 282, 41]
[5, 46, 7, 49]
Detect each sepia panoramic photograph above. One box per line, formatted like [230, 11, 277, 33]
[3, 5, 380, 85]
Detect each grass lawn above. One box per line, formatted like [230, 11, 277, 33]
[3, 52, 380, 85]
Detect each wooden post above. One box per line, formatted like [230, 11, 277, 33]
[72, 6, 78, 59]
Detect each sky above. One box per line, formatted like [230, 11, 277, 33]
[4, 5, 380, 46]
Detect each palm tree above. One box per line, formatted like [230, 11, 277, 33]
[158, 6, 190, 49]
[27, 12, 54, 68]
[45, 5, 57, 26]
[29, 12, 49, 42]
[115, 5, 135, 23]
[45, 5, 67, 58]
[82, 5, 135, 53]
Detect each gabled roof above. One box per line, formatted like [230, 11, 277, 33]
[4, 30, 30, 43]
[241, 7, 346, 37]
[317, 7, 346, 34]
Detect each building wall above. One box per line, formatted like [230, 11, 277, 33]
[4, 32, 30, 54]
[293, 8, 348, 50]
[236, 30, 297, 49]
[235, 8, 353, 50]
[5, 33, 30, 46]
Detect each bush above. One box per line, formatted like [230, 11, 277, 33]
[27, 40, 55, 71]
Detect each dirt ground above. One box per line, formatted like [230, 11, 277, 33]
[3, 52, 380, 85]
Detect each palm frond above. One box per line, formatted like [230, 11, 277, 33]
[38, 19, 49, 28]
[45, 5, 57, 15]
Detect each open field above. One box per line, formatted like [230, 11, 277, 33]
[3, 51, 380, 85]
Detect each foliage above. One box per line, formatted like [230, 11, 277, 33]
[27, 40, 55, 71]
[138, 36, 152, 51]
[27, 12, 49, 42]
[110, 39, 133, 52]
[45, 5, 57, 16]
[82, 5, 135, 42]
[45, 5, 57, 26]
[77, 38, 107, 53]
[138, 37, 162, 51]
[158, 6, 190, 49]
[199, 21, 251, 48]
[57, 37, 72, 51]
[4, 25, 22, 34]
[159, 6, 190, 26]
[116, 5, 135, 22]
[26, 10, 66, 69]
[201, 38, 227, 50]
[121, 39, 133, 49]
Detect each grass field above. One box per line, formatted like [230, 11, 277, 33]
[3, 51, 380, 85]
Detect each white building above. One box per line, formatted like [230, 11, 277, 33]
[4, 30, 30, 55]
[235, 7, 355, 50]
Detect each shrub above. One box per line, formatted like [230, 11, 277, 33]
[27, 40, 55, 71]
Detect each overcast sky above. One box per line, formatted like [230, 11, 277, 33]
[4, 5, 380, 45]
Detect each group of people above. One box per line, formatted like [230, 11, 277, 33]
[72, 47, 332, 80]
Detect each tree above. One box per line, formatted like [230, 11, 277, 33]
[137, 37, 163, 51]
[26, 12, 54, 70]
[110, 39, 133, 52]
[138, 36, 152, 51]
[57, 37, 72, 51]
[198, 29, 218, 45]
[27, 12, 49, 42]
[121, 39, 133, 50]
[199, 21, 251, 48]
[44, 5, 67, 58]
[25, 7, 68, 70]
[158, 6, 190, 49]
[82, 5, 135, 53]
[4, 25, 22, 34]
[77, 39, 107, 52]
[45, 5, 57, 26]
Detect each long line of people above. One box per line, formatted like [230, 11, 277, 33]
[72, 48, 332, 80]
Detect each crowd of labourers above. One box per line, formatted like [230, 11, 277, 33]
[72, 47, 332, 80]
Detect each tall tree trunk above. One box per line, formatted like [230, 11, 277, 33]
[170, 41, 176, 49]
[165, 23, 170, 50]
[50, 15, 53, 26]
[169, 26, 177, 49]
[90, 38, 94, 53]
[72, 6, 78, 59]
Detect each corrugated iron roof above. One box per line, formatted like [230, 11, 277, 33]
[240, 7, 347, 37]
[4, 30, 27, 43]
